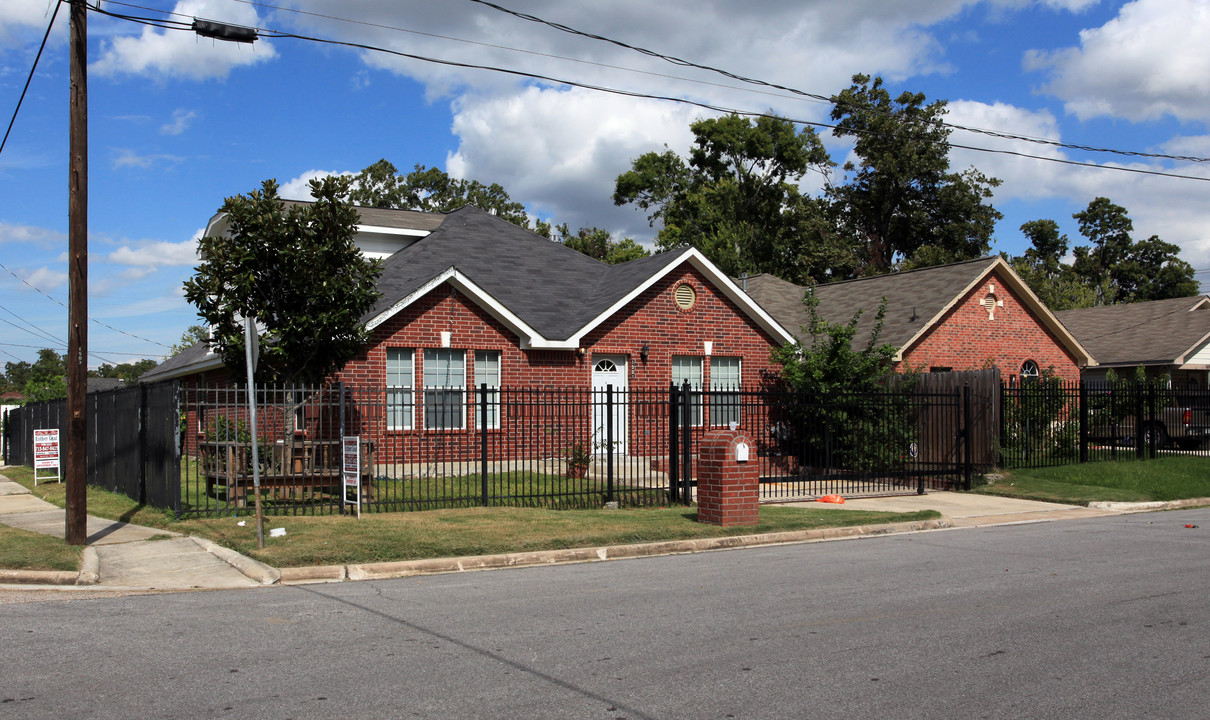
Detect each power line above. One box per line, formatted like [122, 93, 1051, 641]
[0, 0, 62, 159]
[86, 2, 1210, 184]
[0, 261, 173, 349]
[465, 0, 1210, 165]
[0, 341, 162, 358]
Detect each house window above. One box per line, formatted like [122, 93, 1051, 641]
[1021, 359, 1039, 383]
[423, 349, 465, 430]
[710, 357, 741, 427]
[474, 350, 501, 429]
[671, 355, 703, 426]
[386, 348, 414, 430]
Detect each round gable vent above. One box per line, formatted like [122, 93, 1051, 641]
[674, 283, 697, 311]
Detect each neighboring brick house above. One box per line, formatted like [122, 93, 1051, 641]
[742, 256, 1093, 385]
[1055, 295, 1210, 388]
[144, 204, 794, 462]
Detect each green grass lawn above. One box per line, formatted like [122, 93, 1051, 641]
[2, 465, 939, 568]
[0, 524, 82, 572]
[975, 456, 1210, 505]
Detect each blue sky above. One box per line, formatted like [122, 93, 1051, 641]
[2, 0, 1209, 369]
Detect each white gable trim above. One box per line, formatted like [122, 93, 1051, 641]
[556, 248, 796, 348]
[894, 256, 1095, 367]
[365, 251, 796, 351]
[365, 267, 543, 345]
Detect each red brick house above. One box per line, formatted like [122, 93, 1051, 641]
[742, 256, 1093, 385]
[145, 205, 794, 463]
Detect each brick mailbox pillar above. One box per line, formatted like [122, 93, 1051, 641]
[696, 430, 759, 527]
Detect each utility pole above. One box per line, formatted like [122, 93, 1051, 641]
[66, 0, 88, 545]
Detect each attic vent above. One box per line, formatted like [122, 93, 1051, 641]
[674, 283, 697, 311]
[981, 293, 1003, 320]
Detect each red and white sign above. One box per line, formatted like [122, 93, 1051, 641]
[33, 428, 60, 470]
[342, 436, 361, 516]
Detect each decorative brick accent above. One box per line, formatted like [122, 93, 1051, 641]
[902, 268, 1082, 385]
[696, 430, 759, 527]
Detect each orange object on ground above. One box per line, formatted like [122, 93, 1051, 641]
[818, 494, 845, 504]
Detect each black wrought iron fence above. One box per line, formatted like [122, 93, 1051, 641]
[673, 384, 978, 503]
[1000, 380, 1210, 468]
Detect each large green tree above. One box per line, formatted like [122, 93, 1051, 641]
[829, 74, 1002, 274]
[613, 114, 844, 283]
[556, 224, 650, 264]
[1071, 197, 1197, 305]
[91, 359, 158, 384]
[350, 160, 530, 228]
[1010, 198, 1197, 308]
[1007, 219, 1096, 311]
[183, 176, 383, 384]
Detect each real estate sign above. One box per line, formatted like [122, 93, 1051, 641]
[342, 435, 361, 518]
[33, 428, 61, 485]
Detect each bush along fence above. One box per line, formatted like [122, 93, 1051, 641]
[5, 378, 989, 517]
[999, 376, 1210, 468]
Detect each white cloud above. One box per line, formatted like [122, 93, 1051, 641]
[23, 266, 68, 292]
[447, 87, 700, 239]
[0, 222, 65, 245]
[91, 0, 276, 80]
[0, 0, 61, 46]
[278, 170, 354, 200]
[1027, 0, 1210, 122]
[108, 240, 200, 268]
[112, 149, 186, 169]
[160, 109, 197, 136]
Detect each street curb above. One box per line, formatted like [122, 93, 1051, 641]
[77, 547, 99, 585]
[189, 536, 281, 585]
[281, 518, 952, 584]
[0, 568, 78, 585]
[1088, 497, 1210, 512]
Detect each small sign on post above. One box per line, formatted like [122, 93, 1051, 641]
[33, 428, 61, 485]
[342, 435, 361, 519]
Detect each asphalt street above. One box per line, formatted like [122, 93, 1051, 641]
[4, 508, 1208, 719]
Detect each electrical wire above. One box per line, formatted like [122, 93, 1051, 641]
[0, 261, 173, 349]
[0, 0, 62, 160]
[464, 0, 1210, 165]
[81, 2, 1210, 183]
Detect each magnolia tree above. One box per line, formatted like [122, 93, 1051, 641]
[184, 176, 383, 385]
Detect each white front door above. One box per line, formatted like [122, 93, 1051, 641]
[591, 354, 628, 455]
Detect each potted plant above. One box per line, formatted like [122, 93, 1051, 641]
[564, 442, 592, 479]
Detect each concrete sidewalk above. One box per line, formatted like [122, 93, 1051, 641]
[3, 466, 1203, 592]
[0, 471, 274, 590]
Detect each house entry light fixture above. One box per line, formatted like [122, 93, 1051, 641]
[640, 342, 650, 363]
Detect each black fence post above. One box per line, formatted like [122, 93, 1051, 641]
[1134, 384, 1145, 460]
[1079, 381, 1088, 464]
[668, 382, 679, 503]
[680, 380, 693, 506]
[962, 384, 972, 491]
[606, 384, 614, 503]
[480, 383, 489, 507]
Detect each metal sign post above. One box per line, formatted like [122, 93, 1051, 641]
[244, 315, 264, 549]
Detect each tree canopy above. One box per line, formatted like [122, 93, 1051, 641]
[829, 74, 1001, 274]
[1009, 197, 1198, 309]
[1, 348, 66, 401]
[183, 176, 383, 384]
[350, 160, 531, 228]
[613, 76, 1003, 284]
[613, 114, 840, 283]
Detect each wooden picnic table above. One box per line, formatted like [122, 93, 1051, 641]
[201, 438, 375, 505]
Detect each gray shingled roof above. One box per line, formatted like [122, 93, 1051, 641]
[366, 206, 695, 341]
[139, 340, 217, 383]
[1055, 296, 1210, 367]
[744, 257, 1002, 349]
